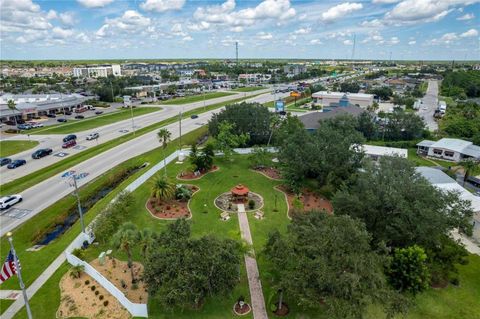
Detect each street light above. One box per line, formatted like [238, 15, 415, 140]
[69, 174, 86, 234]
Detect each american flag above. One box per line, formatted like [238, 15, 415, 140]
[0, 250, 18, 284]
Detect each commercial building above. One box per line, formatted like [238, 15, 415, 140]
[416, 166, 480, 242]
[73, 65, 121, 78]
[0, 93, 89, 122]
[238, 73, 271, 83]
[311, 91, 374, 109]
[417, 138, 480, 162]
[283, 64, 307, 77]
[298, 106, 364, 131]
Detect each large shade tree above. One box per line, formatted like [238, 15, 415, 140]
[264, 212, 404, 319]
[143, 220, 243, 310]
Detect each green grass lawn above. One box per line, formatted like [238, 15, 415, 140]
[0, 140, 39, 157]
[159, 92, 235, 105]
[407, 148, 454, 168]
[232, 86, 266, 92]
[0, 299, 15, 315]
[0, 94, 259, 196]
[28, 107, 160, 135]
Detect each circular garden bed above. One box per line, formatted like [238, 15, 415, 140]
[277, 185, 333, 218]
[253, 166, 282, 180]
[146, 184, 199, 219]
[214, 191, 264, 213]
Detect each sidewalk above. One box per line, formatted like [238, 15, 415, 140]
[237, 204, 268, 319]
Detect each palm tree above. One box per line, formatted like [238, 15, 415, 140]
[7, 99, 18, 127]
[459, 158, 480, 186]
[267, 115, 281, 147]
[136, 228, 155, 260]
[151, 176, 176, 204]
[69, 265, 84, 279]
[112, 222, 138, 283]
[157, 128, 172, 177]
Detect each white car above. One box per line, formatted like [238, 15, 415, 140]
[32, 123, 44, 128]
[86, 132, 99, 140]
[0, 195, 22, 210]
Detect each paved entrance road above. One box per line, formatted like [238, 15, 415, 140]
[0, 91, 281, 236]
[417, 80, 439, 131]
[0, 89, 272, 183]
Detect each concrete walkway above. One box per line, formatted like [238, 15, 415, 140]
[452, 231, 480, 255]
[0, 290, 21, 300]
[237, 204, 268, 319]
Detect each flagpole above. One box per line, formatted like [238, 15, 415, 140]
[6, 232, 33, 319]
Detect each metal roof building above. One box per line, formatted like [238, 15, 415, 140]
[417, 138, 480, 162]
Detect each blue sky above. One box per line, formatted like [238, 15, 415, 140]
[1, 0, 479, 60]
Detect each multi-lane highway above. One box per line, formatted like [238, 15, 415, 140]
[0, 89, 273, 183]
[0, 90, 290, 236]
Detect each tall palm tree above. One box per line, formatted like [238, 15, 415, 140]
[136, 228, 155, 260]
[157, 128, 172, 177]
[267, 115, 281, 147]
[459, 158, 480, 186]
[7, 99, 18, 126]
[151, 176, 176, 204]
[112, 222, 138, 283]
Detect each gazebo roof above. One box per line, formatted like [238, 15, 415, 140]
[231, 184, 249, 196]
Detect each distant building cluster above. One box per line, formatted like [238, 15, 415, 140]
[73, 65, 122, 78]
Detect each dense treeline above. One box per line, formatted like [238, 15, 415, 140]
[441, 70, 480, 98]
[439, 101, 480, 144]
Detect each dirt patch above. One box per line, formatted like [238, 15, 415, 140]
[146, 185, 199, 219]
[177, 166, 219, 180]
[277, 185, 333, 218]
[57, 269, 130, 319]
[90, 258, 148, 303]
[253, 167, 282, 180]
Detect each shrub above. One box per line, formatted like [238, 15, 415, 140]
[91, 285, 96, 291]
[99, 295, 104, 300]
[248, 199, 255, 210]
[95, 290, 100, 296]
[450, 277, 460, 286]
[292, 197, 304, 211]
[132, 283, 139, 290]
[84, 280, 90, 285]
[103, 300, 109, 307]
[72, 248, 85, 259]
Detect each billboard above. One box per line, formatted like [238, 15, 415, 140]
[275, 100, 285, 112]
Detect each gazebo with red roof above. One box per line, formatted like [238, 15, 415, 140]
[231, 184, 249, 201]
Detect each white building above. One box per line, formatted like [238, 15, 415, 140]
[417, 138, 480, 162]
[238, 73, 271, 83]
[311, 91, 374, 109]
[73, 65, 121, 78]
[362, 145, 408, 161]
[417, 166, 480, 243]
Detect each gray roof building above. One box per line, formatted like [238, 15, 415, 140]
[298, 106, 365, 130]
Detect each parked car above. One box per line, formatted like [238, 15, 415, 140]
[62, 140, 77, 148]
[0, 195, 22, 210]
[57, 118, 67, 123]
[7, 159, 26, 169]
[75, 115, 85, 119]
[63, 134, 77, 142]
[46, 114, 56, 118]
[32, 148, 53, 159]
[86, 132, 99, 140]
[4, 120, 15, 126]
[0, 158, 12, 166]
[17, 124, 32, 130]
[95, 111, 103, 115]
[64, 111, 72, 115]
[31, 123, 44, 128]
[17, 119, 25, 124]
[190, 114, 199, 119]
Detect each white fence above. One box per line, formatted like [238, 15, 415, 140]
[65, 253, 148, 317]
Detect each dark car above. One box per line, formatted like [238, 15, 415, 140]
[7, 159, 26, 169]
[32, 148, 53, 159]
[95, 111, 103, 115]
[46, 114, 56, 118]
[57, 118, 67, 123]
[62, 140, 77, 148]
[75, 115, 85, 119]
[65, 111, 72, 115]
[190, 114, 199, 119]
[4, 120, 15, 126]
[0, 158, 12, 166]
[16, 119, 25, 124]
[63, 134, 77, 143]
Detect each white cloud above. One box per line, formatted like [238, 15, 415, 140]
[343, 39, 353, 45]
[52, 27, 74, 39]
[428, 32, 459, 45]
[96, 10, 151, 38]
[372, 0, 400, 3]
[457, 13, 475, 20]
[194, 0, 295, 29]
[230, 26, 244, 32]
[321, 2, 363, 23]
[187, 21, 210, 31]
[77, 0, 114, 8]
[59, 12, 76, 26]
[257, 31, 273, 40]
[182, 35, 193, 41]
[360, 18, 384, 28]
[361, 31, 384, 43]
[1, 0, 52, 33]
[408, 40, 416, 45]
[140, 0, 186, 12]
[171, 23, 186, 36]
[46, 10, 57, 20]
[389, 36, 400, 44]
[460, 28, 478, 37]
[309, 39, 322, 45]
[221, 35, 242, 47]
[294, 27, 311, 35]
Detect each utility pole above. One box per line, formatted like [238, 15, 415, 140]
[130, 103, 135, 136]
[71, 175, 86, 234]
[235, 41, 239, 66]
[351, 33, 356, 61]
[178, 110, 182, 152]
[6, 232, 33, 319]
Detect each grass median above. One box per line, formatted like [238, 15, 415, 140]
[232, 86, 266, 92]
[28, 107, 160, 135]
[0, 94, 259, 196]
[159, 92, 235, 105]
[0, 140, 39, 157]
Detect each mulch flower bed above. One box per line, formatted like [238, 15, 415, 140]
[253, 166, 282, 180]
[273, 302, 289, 316]
[277, 185, 333, 217]
[146, 185, 199, 219]
[177, 166, 219, 180]
[233, 302, 251, 315]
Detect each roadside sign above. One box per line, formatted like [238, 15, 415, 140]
[275, 100, 285, 112]
[290, 91, 301, 97]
